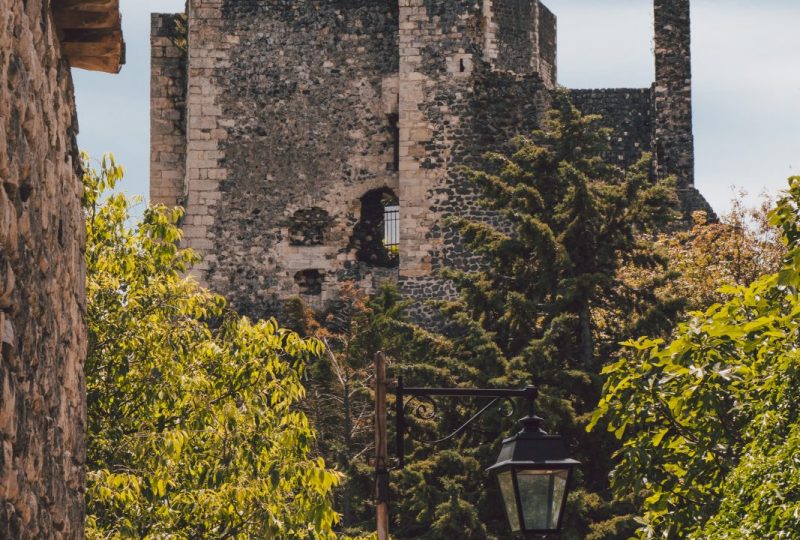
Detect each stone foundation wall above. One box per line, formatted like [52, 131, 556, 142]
[150, 14, 188, 208]
[0, 0, 86, 537]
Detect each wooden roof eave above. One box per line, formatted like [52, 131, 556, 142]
[52, 0, 126, 74]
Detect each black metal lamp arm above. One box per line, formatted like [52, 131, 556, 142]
[393, 377, 538, 469]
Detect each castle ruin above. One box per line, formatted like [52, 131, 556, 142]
[151, 0, 711, 318]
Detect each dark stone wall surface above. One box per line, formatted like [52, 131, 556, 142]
[427, 70, 550, 273]
[396, 0, 551, 314]
[202, 0, 400, 319]
[569, 88, 654, 170]
[653, 0, 694, 191]
[537, 3, 556, 85]
[490, 0, 556, 87]
[400, 69, 551, 313]
[492, 0, 536, 76]
[0, 1, 87, 537]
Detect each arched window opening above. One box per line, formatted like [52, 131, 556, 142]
[351, 188, 399, 268]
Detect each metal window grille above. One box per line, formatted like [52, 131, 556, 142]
[383, 205, 400, 248]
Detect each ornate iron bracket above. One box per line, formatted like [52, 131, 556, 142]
[393, 377, 539, 469]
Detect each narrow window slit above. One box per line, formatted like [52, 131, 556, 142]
[387, 113, 400, 172]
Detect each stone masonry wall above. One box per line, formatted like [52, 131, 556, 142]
[484, 0, 556, 88]
[0, 0, 87, 537]
[180, 0, 232, 284]
[569, 88, 653, 170]
[652, 0, 714, 217]
[180, 0, 401, 318]
[150, 14, 188, 208]
[653, 0, 694, 192]
[160, 0, 714, 320]
[490, 0, 537, 77]
[537, 3, 556, 86]
[398, 0, 551, 308]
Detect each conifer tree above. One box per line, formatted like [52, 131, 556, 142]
[417, 92, 682, 539]
[297, 94, 683, 539]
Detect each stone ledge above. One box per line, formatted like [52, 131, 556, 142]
[53, 0, 125, 73]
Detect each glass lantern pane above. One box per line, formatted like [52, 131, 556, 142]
[516, 468, 569, 531]
[497, 471, 521, 532]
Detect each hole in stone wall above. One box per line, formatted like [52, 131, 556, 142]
[459, 58, 466, 72]
[351, 188, 399, 269]
[387, 113, 400, 172]
[19, 183, 31, 203]
[288, 207, 330, 246]
[294, 269, 323, 295]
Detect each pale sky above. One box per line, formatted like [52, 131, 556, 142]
[73, 0, 800, 215]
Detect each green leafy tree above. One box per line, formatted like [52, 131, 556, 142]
[591, 177, 800, 539]
[82, 155, 341, 539]
[384, 93, 680, 539]
[286, 285, 454, 536]
[289, 94, 683, 539]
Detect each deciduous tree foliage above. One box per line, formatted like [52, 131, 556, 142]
[591, 177, 800, 539]
[82, 155, 341, 539]
[646, 194, 784, 313]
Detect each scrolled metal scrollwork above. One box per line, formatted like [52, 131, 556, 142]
[497, 396, 516, 419]
[404, 394, 438, 422]
[392, 378, 539, 469]
[402, 396, 513, 446]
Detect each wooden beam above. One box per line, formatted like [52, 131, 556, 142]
[67, 55, 123, 73]
[59, 29, 122, 44]
[53, 9, 120, 30]
[61, 41, 120, 59]
[54, 0, 119, 12]
[52, 0, 125, 74]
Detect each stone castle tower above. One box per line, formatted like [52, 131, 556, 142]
[151, 0, 710, 318]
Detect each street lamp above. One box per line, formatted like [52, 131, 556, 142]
[374, 353, 580, 539]
[487, 414, 579, 536]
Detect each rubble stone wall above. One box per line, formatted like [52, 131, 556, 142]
[155, 0, 714, 319]
[653, 0, 694, 191]
[569, 88, 654, 170]
[485, 0, 556, 87]
[0, 0, 87, 537]
[179, 0, 401, 319]
[398, 0, 551, 308]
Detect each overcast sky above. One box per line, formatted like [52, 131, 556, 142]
[73, 0, 800, 215]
